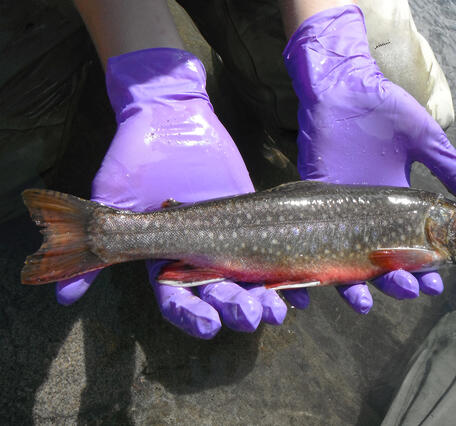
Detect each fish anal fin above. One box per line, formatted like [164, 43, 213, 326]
[157, 261, 226, 287]
[369, 248, 439, 271]
[265, 281, 321, 290]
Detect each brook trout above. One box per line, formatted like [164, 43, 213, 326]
[21, 181, 456, 290]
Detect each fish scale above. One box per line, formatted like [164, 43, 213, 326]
[88, 182, 441, 280]
[20, 181, 456, 287]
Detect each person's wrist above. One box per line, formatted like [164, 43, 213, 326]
[105, 47, 210, 122]
[283, 5, 376, 102]
[280, 0, 356, 37]
[283, 4, 371, 60]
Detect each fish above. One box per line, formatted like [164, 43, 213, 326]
[20, 181, 456, 290]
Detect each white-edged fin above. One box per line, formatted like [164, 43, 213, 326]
[369, 247, 442, 271]
[157, 278, 226, 287]
[266, 281, 321, 290]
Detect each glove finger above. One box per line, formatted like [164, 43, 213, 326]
[146, 260, 221, 339]
[56, 269, 102, 306]
[336, 282, 373, 314]
[418, 124, 456, 194]
[244, 285, 287, 325]
[372, 270, 419, 299]
[414, 271, 444, 296]
[281, 288, 310, 309]
[198, 281, 263, 332]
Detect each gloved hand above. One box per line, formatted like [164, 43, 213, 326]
[56, 48, 287, 338]
[283, 5, 456, 313]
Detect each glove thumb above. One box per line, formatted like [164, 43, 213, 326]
[56, 269, 102, 306]
[416, 118, 456, 194]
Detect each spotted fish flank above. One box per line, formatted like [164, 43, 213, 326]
[20, 181, 456, 288]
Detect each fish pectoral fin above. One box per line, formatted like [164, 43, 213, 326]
[265, 281, 321, 290]
[369, 248, 439, 271]
[157, 261, 226, 287]
[161, 198, 184, 209]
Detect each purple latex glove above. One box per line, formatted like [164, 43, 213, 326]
[283, 5, 456, 313]
[56, 48, 287, 338]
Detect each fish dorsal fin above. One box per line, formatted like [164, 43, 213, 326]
[161, 198, 184, 209]
[369, 248, 440, 271]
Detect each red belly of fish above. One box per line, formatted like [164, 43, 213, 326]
[163, 257, 385, 288]
[235, 263, 383, 286]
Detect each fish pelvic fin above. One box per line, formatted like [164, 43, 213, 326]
[265, 281, 321, 290]
[156, 261, 226, 287]
[21, 189, 110, 285]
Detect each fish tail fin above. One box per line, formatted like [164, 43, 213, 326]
[21, 189, 109, 285]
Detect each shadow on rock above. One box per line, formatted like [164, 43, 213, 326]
[76, 262, 262, 424]
[0, 215, 261, 425]
[354, 284, 454, 426]
[0, 215, 86, 424]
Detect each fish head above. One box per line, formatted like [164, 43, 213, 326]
[427, 198, 456, 263]
[447, 211, 456, 263]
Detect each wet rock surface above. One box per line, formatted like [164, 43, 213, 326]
[1, 1, 456, 424]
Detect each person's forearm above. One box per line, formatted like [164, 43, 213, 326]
[279, 0, 355, 38]
[73, 0, 184, 68]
